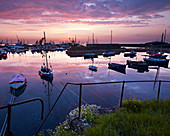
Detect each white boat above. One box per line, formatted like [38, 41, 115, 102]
[9, 74, 27, 89]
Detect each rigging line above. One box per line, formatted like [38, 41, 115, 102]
[53, 85, 78, 107]
[54, 79, 88, 105]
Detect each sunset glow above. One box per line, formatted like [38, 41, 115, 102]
[0, 0, 170, 44]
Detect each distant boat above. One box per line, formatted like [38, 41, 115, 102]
[108, 63, 126, 74]
[0, 50, 7, 59]
[39, 32, 53, 78]
[89, 65, 97, 72]
[103, 51, 115, 57]
[84, 53, 98, 59]
[9, 74, 27, 89]
[149, 53, 167, 59]
[89, 58, 97, 72]
[124, 51, 136, 57]
[108, 63, 126, 69]
[127, 60, 149, 73]
[144, 58, 169, 68]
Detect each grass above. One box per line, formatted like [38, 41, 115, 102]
[39, 98, 170, 136]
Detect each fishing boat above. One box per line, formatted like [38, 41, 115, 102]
[103, 51, 115, 57]
[127, 60, 149, 72]
[124, 51, 136, 57]
[144, 58, 169, 68]
[39, 32, 53, 78]
[9, 74, 27, 89]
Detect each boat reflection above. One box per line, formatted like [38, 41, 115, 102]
[39, 75, 53, 110]
[127, 60, 149, 73]
[10, 84, 27, 97]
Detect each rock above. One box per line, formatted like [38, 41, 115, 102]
[68, 117, 91, 133]
[91, 106, 118, 114]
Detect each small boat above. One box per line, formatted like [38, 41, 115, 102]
[84, 53, 98, 59]
[108, 63, 126, 69]
[124, 51, 136, 57]
[9, 74, 27, 89]
[144, 58, 169, 68]
[127, 60, 148, 69]
[127, 60, 149, 72]
[103, 51, 115, 57]
[89, 58, 97, 72]
[149, 53, 167, 59]
[89, 65, 97, 72]
[108, 63, 126, 74]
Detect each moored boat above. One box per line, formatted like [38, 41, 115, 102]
[149, 53, 167, 59]
[39, 67, 53, 78]
[89, 65, 97, 72]
[108, 63, 126, 74]
[9, 74, 27, 89]
[144, 58, 169, 68]
[84, 53, 98, 59]
[39, 32, 53, 78]
[127, 60, 149, 72]
[103, 51, 115, 57]
[124, 51, 136, 57]
[108, 63, 126, 69]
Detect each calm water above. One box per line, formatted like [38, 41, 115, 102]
[0, 50, 170, 135]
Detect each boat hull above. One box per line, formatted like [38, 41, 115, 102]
[10, 82, 26, 89]
[89, 65, 97, 72]
[39, 68, 53, 78]
[144, 58, 169, 68]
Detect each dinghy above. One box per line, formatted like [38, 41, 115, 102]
[9, 74, 27, 89]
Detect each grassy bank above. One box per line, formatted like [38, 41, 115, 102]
[39, 98, 170, 136]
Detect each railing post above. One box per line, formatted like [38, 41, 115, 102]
[78, 83, 82, 118]
[157, 80, 161, 101]
[5, 103, 13, 136]
[119, 81, 125, 108]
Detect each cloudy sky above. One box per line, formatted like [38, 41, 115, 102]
[0, 0, 170, 43]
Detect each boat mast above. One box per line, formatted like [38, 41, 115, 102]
[111, 30, 112, 44]
[164, 29, 166, 42]
[44, 32, 48, 69]
[92, 33, 95, 44]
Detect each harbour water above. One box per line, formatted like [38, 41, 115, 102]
[0, 50, 170, 135]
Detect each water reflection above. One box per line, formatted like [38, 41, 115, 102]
[0, 50, 169, 136]
[39, 75, 53, 111]
[10, 84, 27, 97]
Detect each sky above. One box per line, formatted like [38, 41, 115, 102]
[0, 0, 170, 44]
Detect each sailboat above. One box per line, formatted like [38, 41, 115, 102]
[39, 32, 53, 78]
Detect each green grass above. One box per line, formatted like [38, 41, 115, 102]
[39, 98, 170, 136]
